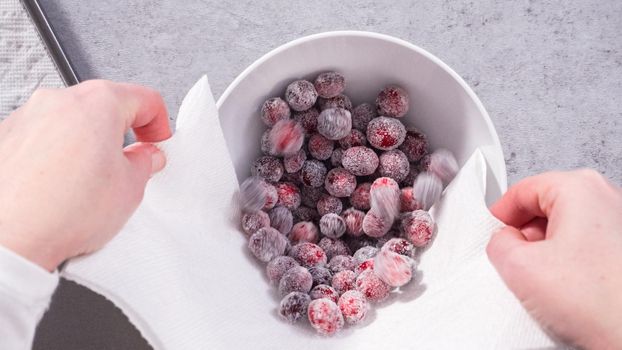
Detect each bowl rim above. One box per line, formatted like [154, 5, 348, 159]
[216, 30, 507, 192]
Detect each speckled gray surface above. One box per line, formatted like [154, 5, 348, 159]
[29, 0, 622, 348]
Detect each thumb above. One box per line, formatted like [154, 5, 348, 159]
[487, 225, 537, 295]
[123, 142, 166, 194]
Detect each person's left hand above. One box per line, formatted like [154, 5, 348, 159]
[0, 80, 171, 271]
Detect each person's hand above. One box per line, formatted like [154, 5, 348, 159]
[0, 80, 171, 272]
[487, 169, 622, 349]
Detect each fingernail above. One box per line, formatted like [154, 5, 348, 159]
[150, 148, 166, 174]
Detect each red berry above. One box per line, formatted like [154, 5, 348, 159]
[399, 128, 428, 162]
[241, 210, 270, 235]
[400, 186, 421, 212]
[328, 255, 356, 273]
[354, 258, 375, 275]
[338, 290, 368, 325]
[341, 146, 379, 176]
[284, 149, 307, 173]
[310, 284, 340, 303]
[341, 208, 365, 237]
[378, 149, 410, 183]
[279, 266, 313, 296]
[285, 80, 318, 112]
[300, 159, 327, 188]
[289, 242, 327, 268]
[338, 129, 367, 149]
[355, 269, 391, 302]
[248, 227, 288, 262]
[351, 102, 377, 131]
[267, 256, 300, 285]
[381, 237, 415, 258]
[279, 291, 311, 323]
[288, 221, 319, 244]
[350, 182, 372, 210]
[319, 213, 346, 239]
[376, 85, 409, 118]
[353, 246, 379, 264]
[293, 108, 319, 135]
[324, 167, 357, 198]
[373, 248, 414, 287]
[316, 194, 343, 216]
[362, 210, 392, 238]
[308, 133, 334, 160]
[308, 266, 333, 287]
[269, 120, 304, 156]
[330, 148, 343, 168]
[331, 270, 356, 294]
[314, 72, 346, 99]
[318, 94, 353, 111]
[275, 182, 301, 210]
[401, 209, 435, 247]
[366, 116, 406, 151]
[301, 185, 324, 208]
[318, 237, 351, 261]
[317, 108, 352, 140]
[370, 177, 401, 220]
[261, 97, 291, 127]
[251, 156, 284, 183]
[307, 298, 344, 335]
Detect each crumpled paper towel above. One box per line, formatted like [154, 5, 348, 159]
[62, 76, 555, 349]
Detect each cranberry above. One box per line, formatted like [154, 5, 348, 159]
[399, 128, 428, 162]
[349, 182, 372, 210]
[318, 237, 351, 261]
[338, 129, 367, 149]
[324, 167, 357, 198]
[351, 102, 377, 131]
[288, 242, 327, 268]
[374, 248, 414, 287]
[279, 266, 313, 296]
[261, 97, 291, 127]
[316, 194, 343, 216]
[328, 255, 356, 273]
[366, 116, 406, 151]
[292, 206, 320, 224]
[308, 266, 333, 287]
[314, 72, 346, 99]
[251, 156, 284, 183]
[376, 85, 409, 118]
[331, 270, 356, 295]
[341, 208, 365, 237]
[274, 182, 301, 210]
[279, 291, 311, 323]
[310, 284, 340, 303]
[248, 227, 288, 262]
[401, 209, 435, 247]
[267, 256, 299, 285]
[300, 159, 327, 188]
[268, 120, 304, 156]
[319, 213, 347, 239]
[381, 238, 415, 258]
[338, 290, 368, 325]
[283, 148, 307, 173]
[317, 108, 352, 140]
[318, 94, 353, 111]
[285, 80, 318, 112]
[307, 298, 344, 335]
[341, 146, 379, 176]
[307, 133, 334, 161]
[289, 221, 319, 244]
[293, 108, 319, 135]
[355, 269, 391, 302]
[301, 185, 324, 208]
[400, 186, 421, 212]
[241, 210, 270, 235]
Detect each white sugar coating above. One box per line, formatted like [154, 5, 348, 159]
[362, 209, 392, 238]
[239, 176, 268, 212]
[350, 182, 372, 210]
[327, 255, 356, 273]
[269, 206, 294, 235]
[429, 148, 459, 185]
[261, 97, 291, 127]
[289, 221, 319, 244]
[353, 246, 379, 264]
[378, 149, 410, 183]
[381, 237, 416, 258]
[413, 171, 443, 211]
[338, 290, 369, 324]
[366, 116, 407, 151]
[401, 209, 436, 247]
[355, 269, 391, 302]
[318, 237, 351, 261]
[309, 284, 340, 303]
[289, 242, 328, 268]
[317, 108, 352, 140]
[279, 291, 311, 323]
[251, 156, 284, 183]
[248, 227, 288, 262]
[316, 194, 343, 216]
[307, 298, 344, 335]
[285, 80, 318, 112]
[319, 213, 346, 239]
[341, 207, 365, 237]
[324, 167, 357, 198]
[278, 266, 313, 297]
[341, 146, 379, 176]
[370, 177, 401, 222]
[373, 248, 414, 287]
[300, 159, 327, 188]
[241, 210, 270, 235]
[331, 270, 357, 295]
[308, 133, 334, 160]
[269, 119, 305, 156]
[260, 129, 276, 156]
[283, 148, 307, 173]
[267, 256, 300, 285]
[314, 71, 346, 99]
[318, 94, 353, 111]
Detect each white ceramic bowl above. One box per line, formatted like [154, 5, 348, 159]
[217, 31, 507, 203]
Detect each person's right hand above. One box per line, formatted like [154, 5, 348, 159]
[487, 169, 622, 349]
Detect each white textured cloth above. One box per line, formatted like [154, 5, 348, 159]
[0, 245, 59, 350]
[0, 0, 64, 119]
[62, 76, 554, 349]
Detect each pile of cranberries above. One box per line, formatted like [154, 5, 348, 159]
[239, 72, 457, 335]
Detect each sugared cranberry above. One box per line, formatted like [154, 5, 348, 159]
[353, 246, 379, 264]
[328, 255, 356, 273]
[314, 72, 346, 99]
[400, 186, 421, 212]
[279, 291, 311, 323]
[349, 182, 371, 210]
[288, 221, 318, 244]
[366, 116, 406, 151]
[289, 242, 327, 268]
[285, 80, 318, 112]
[283, 148, 307, 173]
[324, 167, 357, 197]
[241, 210, 270, 235]
[318, 237, 351, 261]
[269, 120, 304, 156]
[308, 266, 333, 287]
[301, 185, 324, 208]
[275, 182, 301, 210]
[310, 284, 340, 303]
[251, 156, 284, 183]
[338, 290, 368, 325]
[355, 269, 391, 302]
[370, 177, 401, 221]
[267, 256, 299, 285]
[381, 238, 415, 258]
[307, 298, 344, 335]
[354, 258, 375, 276]
[279, 266, 313, 297]
[319, 213, 347, 239]
[399, 128, 428, 162]
[374, 248, 414, 287]
[338, 129, 367, 149]
[351, 103, 377, 131]
[317, 108, 352, 140]
[332, 270, 356, 295]
[318, 94, 353, 111]
[316, 194, 343, 216]
[300, 159, 327, 188]
[362, 209, 392, 238]
[401, 209, 435, 247]
[378, 149, 410, 183]
[293, 108, 319, 135]
[308, 133, 334, 161]
[341, 146, 379, 176]
[248, 227, 288, 262]
[376, 85, 409, 118]
[292, 206, 320, 224]
[341, 208, 365, 237]
[261, 97, 291, 127]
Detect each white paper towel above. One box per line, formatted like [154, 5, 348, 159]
[62, 76, 555, 349]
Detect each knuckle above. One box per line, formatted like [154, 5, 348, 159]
[75, 79, 118, 102]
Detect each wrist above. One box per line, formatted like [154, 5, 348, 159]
[0, 234, 64, 272]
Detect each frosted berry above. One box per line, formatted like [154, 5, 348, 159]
[261, 97, 291, 127]
[318, 237, 351, 260]
[310, 284, 340, 303]
[279, 266, 313, 297]
[307, 134, 334, 161]
[370, 177, 401, 221]
[248, 227, 288, 262]
[293, 108, 319, 135]
[350, 182, 371, 210]
[314, 72, 346, 99]
[292, 206, 320, 224]
[328, 255, 356, 273]
[378, 149, 410, 183]
[366, 116, 406, 151]
[279, 292, 311, 323]
[401, 209, 435, 247]
[331, 270, 356, 294]
[376, 85, 409, 118]
[241, 210, 270, 235]
[354, 258, 375, 276]
[429, 148, 459, 185]
[353, 246, 379, 264]
[316, 194, 343, 216]
[268, 206, 293, 235]
[400, 186, 421, 212]
[341, 146, 379, 176]
[308, 266, 333, 287]
[300, 160, 327, 188]
[351, 103, 377, 131]
[362, 209, 392, 238]
[338, 129, 367, 149]
[289, 242, 327, 268]
[240, 176, 274, 212]
[285, 80, 318, 112]
[399, 128, 428, 162]
[413, 171, 443, 211]
[289, 221, 319, 244]
[355, 269, 391, 302]
[251, 156, 284, 183]
[260, 129, 276, 156]
[284, 150, 307, 175]
[301, 185, 324, 208]
[374, 248, 414, 287]
[324, 167, 357, 197]
[275, 182, 301, 210]
[318, 94, 353, 112]
[269, 120, 304, 156]
[338, 290, 368, 325]
[317, 108, 352, 141]
[401, 164, 420, 187]
[330, 148, 343, 168]
[319, 213, 347, 239]
[307, 298, 344, 335]
[267, 256, 300, 285]
[341, 208, 365, 237]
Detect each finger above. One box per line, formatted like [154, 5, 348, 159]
[122, 143, 166, 202]
[487, 225, 529, 269]
[490, 172, 564, 228]
[113, 82, 172, 142]
[520, 217, 547, 242]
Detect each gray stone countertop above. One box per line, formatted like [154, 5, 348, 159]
[33, 0, 621, 348]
